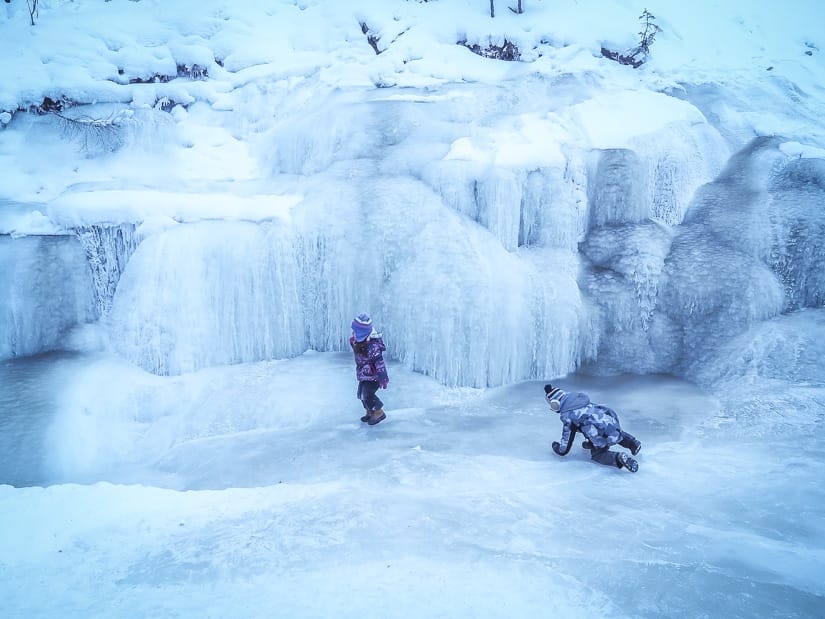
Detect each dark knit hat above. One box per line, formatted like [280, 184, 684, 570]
[544, 384, 564, 411]
[352, 313, 373, 342]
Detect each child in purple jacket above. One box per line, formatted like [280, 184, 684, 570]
[350, 313, 389, 425]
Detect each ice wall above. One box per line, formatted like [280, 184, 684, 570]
[265, 87, 597, 254]
[576, 122, 729, 374]
[264, 87, 732, 384]
[76, 224, 140, 315]
[630, 138, 823, 378]
[107, 220, 306, 376]
[634, 122, 730, 226]
[585, 123, 728, 229]
[0, 234, 97, 359]
[421, 163, 525, 252]
[105, 174, 595, 387]
[103, 85, 742, 386]
[587, 149, 649, 227]
[10, 84, 812, 389]
[579, 221, 678, 374]
[660, 139, 787, 372]
[766, 156, 825, 310]
[691, 309, 825, 389]
[577, 135, 825, 379]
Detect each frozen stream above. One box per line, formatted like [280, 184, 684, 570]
[1, 351, 822, 617]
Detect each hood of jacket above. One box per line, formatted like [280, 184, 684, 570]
[557, 390, 590, 413]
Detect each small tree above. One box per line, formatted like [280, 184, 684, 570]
[601, 8, 662, 68]
[634, 9, 661, 57]
[26, 0, 38, 26]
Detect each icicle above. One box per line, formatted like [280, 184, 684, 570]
[587, 149, 649, 227]
[635, 122, 728, 226]
[767, 157, 825, 309]
[108, 221, 306, 376]
[75, 224, 140, 315]
[580, 222, 675, 374]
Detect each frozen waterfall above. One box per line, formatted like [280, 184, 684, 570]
[107, 220, 306, 376]
[0, 234, 96, 359]
[2, 92, 822, 390]
[579, 135, 825, 378]
[104, 175, 594, 387]
[76, 224, 140, 315]
[767, 156, 825, 310]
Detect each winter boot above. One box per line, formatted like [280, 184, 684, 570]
[581, 440, 594, 450]
[360, 411, 371, 423]
[617, 453, 638, 473]
[630, 439, 642, 456]
[367, 408, 386, 426]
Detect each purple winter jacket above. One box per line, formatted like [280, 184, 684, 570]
[350, 335, 389, 386]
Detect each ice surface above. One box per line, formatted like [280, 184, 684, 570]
[2, 353, 823, 618]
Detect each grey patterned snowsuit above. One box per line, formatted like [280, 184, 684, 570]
[551, 390, 638, 468]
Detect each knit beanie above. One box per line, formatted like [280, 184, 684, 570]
[352, 313, 373, 342]
[544, 384, 565, 412]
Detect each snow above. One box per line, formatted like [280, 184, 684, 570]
[49, 189, 302, 227]
[0, 200, 62, 236]
[780, 140, 825, 159]
[1, 0, 825, 616]
[566, 89, 706, 150]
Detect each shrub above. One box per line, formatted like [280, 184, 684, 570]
[601, 8, 662, 69]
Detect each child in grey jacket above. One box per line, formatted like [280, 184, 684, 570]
[545, 384, 641, 473]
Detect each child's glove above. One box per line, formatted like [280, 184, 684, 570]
[552, 441, 562, 455]
[380, 378, 388, 389]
